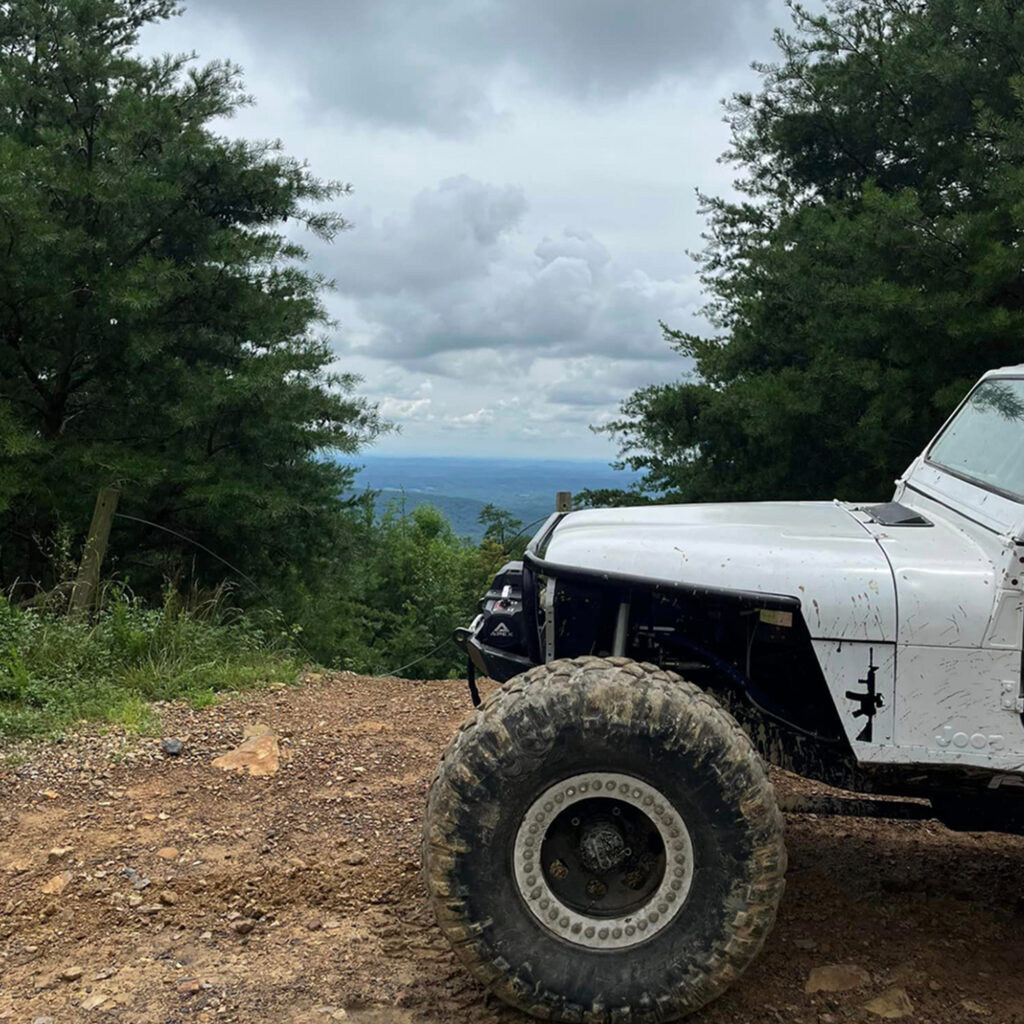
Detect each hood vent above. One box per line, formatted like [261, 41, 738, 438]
[858, 502, 932, 527]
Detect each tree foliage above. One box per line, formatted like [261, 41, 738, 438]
[0, 0, 383, 593]
[477, 503, 523, 551]
[602, 0, 1024, 502]
[284, 501, 512, 680]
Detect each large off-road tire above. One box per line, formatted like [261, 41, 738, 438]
[422, 657, 786, 1023]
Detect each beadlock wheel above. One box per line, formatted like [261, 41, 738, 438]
[423, 657, 787, 1023]
[513, 772, 694, 950]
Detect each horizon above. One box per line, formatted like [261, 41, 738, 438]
[339, 451, 641, 538]
[339, 452, 623, 464]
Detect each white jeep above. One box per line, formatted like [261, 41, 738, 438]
[423, 365, 1024, 1022]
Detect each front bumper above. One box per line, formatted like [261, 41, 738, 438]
[453, 557, 541, 683]
[456, 623, 535, 683]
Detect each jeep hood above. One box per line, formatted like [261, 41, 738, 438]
[539, 501, 895, 642]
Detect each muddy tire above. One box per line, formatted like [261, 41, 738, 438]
[422, 657, 786, 1022]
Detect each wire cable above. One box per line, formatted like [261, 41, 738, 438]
[503, 514, 554, 551]
[376, 638, 452, 678]
[113, 513, 265, 596]
[111, 511, 317, 662]
[115, 509, 550, 682]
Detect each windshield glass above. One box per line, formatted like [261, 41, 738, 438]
[928, 377, 1024, 500]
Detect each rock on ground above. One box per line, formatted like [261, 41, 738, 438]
[805, 963, 872, 993]
[211, 724, 283, 776]
[865, 987, 915, 1019]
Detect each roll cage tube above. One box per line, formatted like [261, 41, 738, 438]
[521, 552, 803, 616]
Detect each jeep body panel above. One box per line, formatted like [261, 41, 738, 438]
[851, 506, 1011, 649]
[537, 502, 907, 764]
[839, 501, 1024, 768]
[541, 501, 896, 642]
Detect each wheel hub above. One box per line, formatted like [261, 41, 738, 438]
[513, 772, 694, 950]
[578, 819, 627, 872]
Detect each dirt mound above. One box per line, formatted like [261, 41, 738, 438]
[2, 671, 1024, 1023]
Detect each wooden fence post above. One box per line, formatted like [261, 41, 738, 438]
[69, 487, 120, 614]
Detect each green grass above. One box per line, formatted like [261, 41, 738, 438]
[0, 591, 301, 739]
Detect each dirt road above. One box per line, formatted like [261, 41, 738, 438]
[2, 671, 1024, 1024]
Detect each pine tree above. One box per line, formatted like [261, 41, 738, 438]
[0, 0, 384, 592]
[603, 0, 1024, 502]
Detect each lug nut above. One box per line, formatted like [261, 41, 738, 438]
[548, 859, 569, 880]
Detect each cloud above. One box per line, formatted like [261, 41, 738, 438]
[351, 345, 688, 454]
[327, 175, 526, 296]
[188, 0, 778, 135]
[482, 0, 774, 98]
[325, 176, 701, 366]
[377, 396, 433, 420]
[442, 407, 496, 429]
[544, 383, 626, 407]
[138, 1, 786, 457]
[539, 353, 691, 411]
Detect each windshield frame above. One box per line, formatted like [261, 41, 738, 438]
[924, 374, 1024, 504]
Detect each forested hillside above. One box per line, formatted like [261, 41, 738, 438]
[344, 456, 641, 540]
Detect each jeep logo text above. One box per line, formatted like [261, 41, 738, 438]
[934, 725, 1005, 751]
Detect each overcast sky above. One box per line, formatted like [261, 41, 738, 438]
[140, 1, 792, 458]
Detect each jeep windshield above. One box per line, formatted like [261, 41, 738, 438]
[927, 377, 1024, 501]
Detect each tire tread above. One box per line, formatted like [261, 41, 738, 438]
[423, 657, 786, 1023]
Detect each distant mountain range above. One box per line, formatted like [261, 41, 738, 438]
[338, 455, 641, 541]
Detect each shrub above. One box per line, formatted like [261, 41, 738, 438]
[0, 589, 298, 738]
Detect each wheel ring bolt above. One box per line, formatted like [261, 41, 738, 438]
[515, 771, 693, 950]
